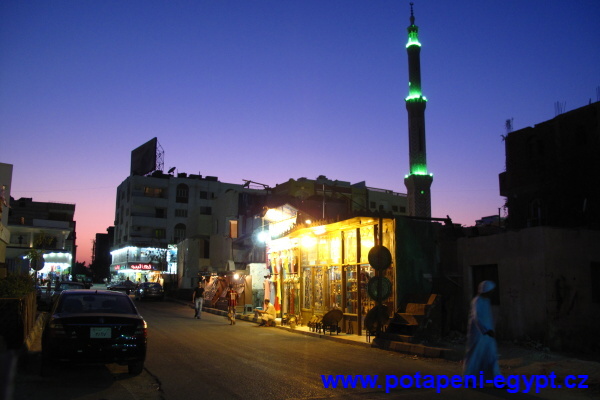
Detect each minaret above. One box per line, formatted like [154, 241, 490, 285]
[404, 2, 433, 218]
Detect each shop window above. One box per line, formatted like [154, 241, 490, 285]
[360, 225, 375, 264]
[343, 229, 357, 264]
[303, 267, 313, 309]
[345, 265, 358, 314]
[314, 267, 324, 311]
[328, 266, 342, 309]
[360, 265, 377, 317]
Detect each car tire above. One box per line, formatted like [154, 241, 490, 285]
[128, 361, 144, 375]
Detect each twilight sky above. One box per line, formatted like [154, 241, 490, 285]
[1, 1, 599, 265]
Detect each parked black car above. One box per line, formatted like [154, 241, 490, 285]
[106, 279, 138, 294]
[134, 282, 164, 301]
[41, 289, 147, 376]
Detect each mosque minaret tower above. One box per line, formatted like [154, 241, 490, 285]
[403, 2, 433, 218]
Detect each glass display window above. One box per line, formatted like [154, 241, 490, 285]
[328, 266, 342, 309]
[329, 232, 342, 264]
[359, 225, 375, 264]
[344, 265, 358, 314]
[314, 266, 324, 311]
[360, 264, 376, 317]
[302, 267, 313, 310]
[344, 230, 357, 264]
[317, 237, 329, 265]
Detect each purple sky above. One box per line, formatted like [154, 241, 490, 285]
[2, 1, 599, 264]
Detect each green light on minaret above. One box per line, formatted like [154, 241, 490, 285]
[405, 93, 427, 101]
[406, 30, 421, 48]
[409, 163, 431, 176]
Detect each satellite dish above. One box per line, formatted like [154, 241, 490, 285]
[168, 167, 176, 174]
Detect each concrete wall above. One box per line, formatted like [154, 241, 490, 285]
[457, 226, 600, 353]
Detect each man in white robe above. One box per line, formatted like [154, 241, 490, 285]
[463, 280, 502, 378]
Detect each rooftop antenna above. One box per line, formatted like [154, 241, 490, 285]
[554, 101, 566, 117]
[505, 118, 513, 134]
[501, 118, 513, 142]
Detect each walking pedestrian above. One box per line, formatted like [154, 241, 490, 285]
[463, 280, 501, 379]
[192, 281, 205, 319]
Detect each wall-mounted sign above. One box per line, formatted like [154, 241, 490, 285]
[130, 264, 153, 270]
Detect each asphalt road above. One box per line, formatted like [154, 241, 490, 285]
[12, 298, 596, 400]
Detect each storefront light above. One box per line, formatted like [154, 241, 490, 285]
[300, 235, 317, 249]
[257, 230, 270, 243]
[313, 226, 326, 235]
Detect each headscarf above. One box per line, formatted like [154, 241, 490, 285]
[478, 280, 496, 294]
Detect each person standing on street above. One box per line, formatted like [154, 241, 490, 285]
[192, 281, 205, 319]
[463, 280, 502, 379]
[227, 284, 237, 325]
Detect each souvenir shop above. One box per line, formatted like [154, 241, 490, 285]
[265, 217, 396, 336]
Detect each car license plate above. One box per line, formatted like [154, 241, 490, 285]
[90, 327, 111, 338]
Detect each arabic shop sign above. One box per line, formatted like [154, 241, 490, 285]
[130, 263, 154, 270]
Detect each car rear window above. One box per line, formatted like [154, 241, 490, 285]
[58, 293, 137, 314]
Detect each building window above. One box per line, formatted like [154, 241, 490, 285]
[155, 208, 166, 218]
[175, 209, 188, 218]
[370, 201, 376, 209]
[471, 264, 500, 305]
[392, 205, 399, 212]
[200, 206, 212, 215]
[174, 223, 186, 243]
[176, 184, 189, 203]
[203, 239, 210, 258]
[144, 187, 163, 198]
[155, 229, 166, 239]
[229, 220, 238, 238]
[199, 191, 208, 199]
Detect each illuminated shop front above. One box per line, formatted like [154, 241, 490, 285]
[110, 245, 177, 283]
[265, 216, 396, 336]
[30, 251, 73, 281]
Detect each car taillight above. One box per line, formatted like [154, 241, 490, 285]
[134, 321, 147, 338]
[48, 322, 67, 337]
